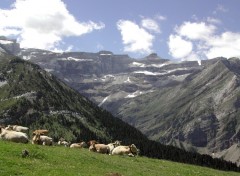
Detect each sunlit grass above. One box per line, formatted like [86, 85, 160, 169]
[0, 140, 239, 176]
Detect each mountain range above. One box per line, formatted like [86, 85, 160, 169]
[1, 37, 240, 166]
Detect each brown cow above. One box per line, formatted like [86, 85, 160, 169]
[32, 129, 48, 135]
[89, 143, 110, 154]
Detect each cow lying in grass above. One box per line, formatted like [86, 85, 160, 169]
[5, 125, 29, 133]
[112, 144, 138, 156]
[32, 129, 48, 135]
[108, 140, 121, 154]
[70, 142, 87, 148]
[32, 133, 53, 146]
[0, 128, 29, 143]
[89, 143, 110, 154]
[57, 137, 70, 147]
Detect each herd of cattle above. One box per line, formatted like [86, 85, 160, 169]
[0, 125, 139, 156]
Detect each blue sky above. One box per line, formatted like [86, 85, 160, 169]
[0, 0, 240, 61]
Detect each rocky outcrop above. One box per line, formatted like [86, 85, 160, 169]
[0, 36, 20, 55]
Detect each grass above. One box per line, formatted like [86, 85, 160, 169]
[0, 141, 239, 176]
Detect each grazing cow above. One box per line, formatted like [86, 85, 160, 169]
[108, 140, 121, 154]
[0, 128, 29, 143]
[112, 144, 138, 156]
[89, 143, 110, 154]
[32, 129, 48, 135]
[5, 125, 29, 133]
[70, 142, 87, 148]
[32, 133, 52, 146]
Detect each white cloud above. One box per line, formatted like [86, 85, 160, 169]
[117, 20, 154, 54]
[176, 22, 216, 40]
[168, 21, 240, 61]
[205, 32, 240, 59]
[141, 18, 161, 33]
[168, 35, 193, 58]
[0, 0, 105, 50]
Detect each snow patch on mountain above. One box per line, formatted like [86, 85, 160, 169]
[130, 62, 146, 67]
[125, 90, 154, 98]
[0, 40, 14, 45]
[58, 57, 93, 62]
[134, 68, 190, 76]
[134, 71, 161, 75]
[22, 56, 32, 60]
[98, 96, 109, 106]
[130, 61, 171, 68]
[150, 62, 170, 68]
[44, 68, 54, 72]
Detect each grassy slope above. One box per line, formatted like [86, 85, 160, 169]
[0, 141, 239, 176]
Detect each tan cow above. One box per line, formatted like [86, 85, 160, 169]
[89, 143, 110, 154]
[32, 133, 52, 146]
[5, 125, 29, 133]
[70, 142, 87, 148]
[0, 128, 29, 143]
[32, 129, 48, 135]
[111, 144, 138, 156]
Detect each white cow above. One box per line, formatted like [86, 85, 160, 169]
[0, 128, 29, 143]
[57, 137, 68, 146]
[70, 142, 87, 148]
[58, 140, 70, 147]
[5, 125, 29, 133]
[108, 140, 121, 154]
[112, 144, 138, 156]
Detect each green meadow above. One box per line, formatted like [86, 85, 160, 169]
[0, 140, 239, 176]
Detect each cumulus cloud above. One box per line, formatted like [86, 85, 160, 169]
[168, 35, 193, 58]
[141, 18, 161, 33]
[117, 20, 154, 54]
[176, 22, 216, 40]
[168, 20, 240, 61]
[206, 32, 240, 58]
[0, 0, 105, 50]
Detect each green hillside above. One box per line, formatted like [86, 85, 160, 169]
[0, 140, 239, 176]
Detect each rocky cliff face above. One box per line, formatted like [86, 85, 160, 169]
[116, 58, 240, 164]
[17, 48, 201, 113]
